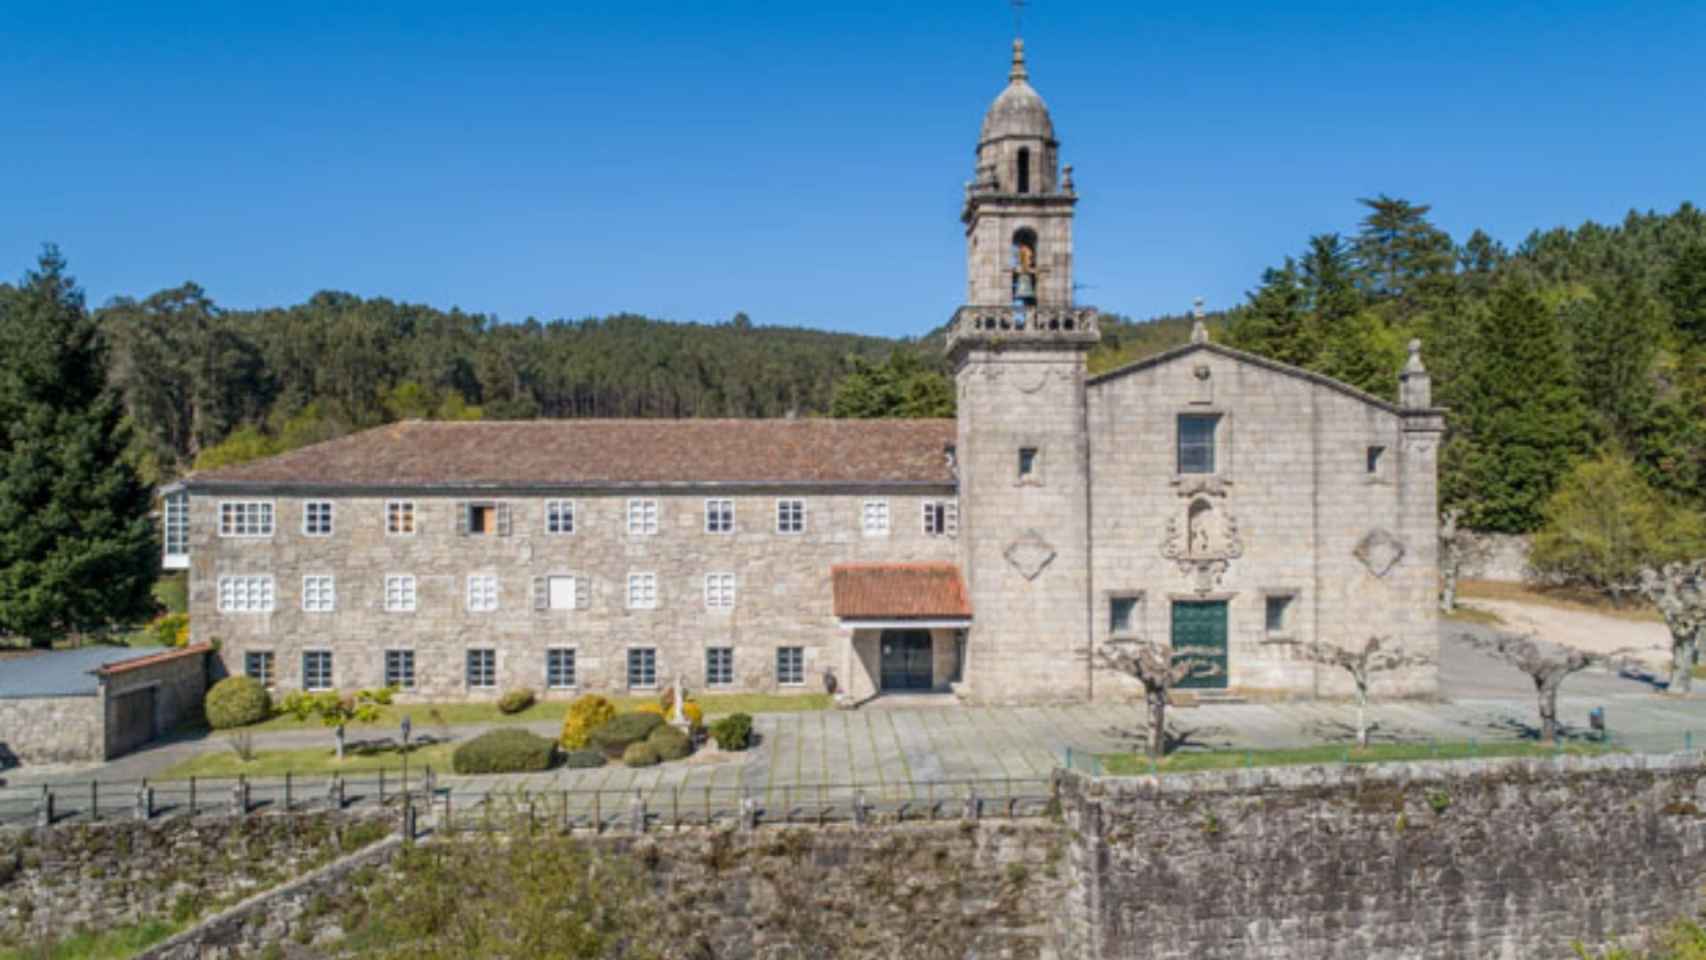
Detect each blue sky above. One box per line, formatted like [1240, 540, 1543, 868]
[3, 2, 1702, 337]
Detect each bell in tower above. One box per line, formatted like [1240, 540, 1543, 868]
[1012, 230, 1038, 306]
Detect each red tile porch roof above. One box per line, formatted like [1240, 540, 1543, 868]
[831, 563, 972, 620]
[95, 643, 213, 677]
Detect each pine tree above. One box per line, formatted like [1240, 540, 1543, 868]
[1224, 260, 1313, 366]
[1352, 195, 1455, 306]
[1663, 241, 1706, 346]
[0, 248, 159, 647]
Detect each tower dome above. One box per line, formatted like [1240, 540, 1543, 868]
[978, 39, 1056, 145]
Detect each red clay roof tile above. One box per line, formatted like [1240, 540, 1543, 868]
[831, 563, 972, 619]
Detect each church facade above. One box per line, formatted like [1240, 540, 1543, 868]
[175, 39, 1443, 704]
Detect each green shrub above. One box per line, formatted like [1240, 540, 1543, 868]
[205, 676, 271, 730]
[560, 694, 617, 748]
[145, 611, 190, 647]
[452, 729, 558, 775]
[648, 725, 691, 761]
[709, 713, 754, 751]
[496, 688, 535, 715]
[587, 712, 664, 758]
[622, 742, 661, 768]
[562, 748, 605, 769]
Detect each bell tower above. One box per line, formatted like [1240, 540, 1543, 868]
[948, 38, 1099, 703]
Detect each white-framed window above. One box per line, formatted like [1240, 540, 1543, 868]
[467, 574, 499, 613]
[704, 572, 736, 610]
[217, 575, 275, 613]
[537, 575, 577, 611]
[302, 650, 333, 691]
[384, 574, 417, 613]
[466, 648, 496, 690]
[244, 650, 275, 686]
[776, 646, 805, 686]
[456, 501, 512, 537]
[627, 647, 657, 689]
[627, 572, 657, 610]
[861, 500, 890, 536]
[384, 649, 416, 690]
[776, 498, 805, 534]
[301, 575, 336, 613]
[546, 647, 577, 690]
[705, 647, 734, 687]
[705, 498, 734, 534]
[162, 490, 190, 567]
[303, 501, 334, 536]
[627, 498, 659, 536]
[545, 499, 575, 534]
[218, 501, 274, 537]
[386, 500, 416, 536]
[923, 500, 959, 537]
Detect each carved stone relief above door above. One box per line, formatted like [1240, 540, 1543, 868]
[1161, 497, 1245, 594]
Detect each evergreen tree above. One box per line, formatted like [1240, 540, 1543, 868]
[1352, 195, 1455, 305]
[1568, 278, 1658, 452]
[1663, 241, 1706, 345]
[829, 350, 954, 419]
[0, 248, 158, 647]
[1223, 261, 1312, 366]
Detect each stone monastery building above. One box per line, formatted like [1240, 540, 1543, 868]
[172, 39, 1445, 704]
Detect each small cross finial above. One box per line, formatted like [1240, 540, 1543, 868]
[1193, 297, 1205, 320]
[1012, 0, 1026, 36]
[1190, 298, 1209, 344]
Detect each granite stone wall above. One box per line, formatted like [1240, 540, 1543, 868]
[100, 649, 208, 758]
[0, 695, 102, 766]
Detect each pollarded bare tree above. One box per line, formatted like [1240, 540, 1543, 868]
[1094, 638, 1223, 760]
[1438, 508, 1491, 613]
[1459, 630, 1628, 745]
[1287, 636, 1432, 749]
[1636, 561, 1706, 695]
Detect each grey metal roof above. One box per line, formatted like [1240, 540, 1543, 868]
[0, 646, 170, 698]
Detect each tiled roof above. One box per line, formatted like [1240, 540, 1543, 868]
[831, 563, 972, 620]
[96, 643, 212, 677]
[187, 419, 958, 490]
[0, 645, 202, 699]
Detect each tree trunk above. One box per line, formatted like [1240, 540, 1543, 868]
[1146, 686, 1168, 760]
[1355, 686, 1370, 750]
[1537, 677, 1560, 745]
[1670, 634, 1697, 695]
[334, 724, 346, 761]
[1440, 551, 1459, 613]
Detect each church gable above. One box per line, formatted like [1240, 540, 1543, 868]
[1086, 340, 1402, 417]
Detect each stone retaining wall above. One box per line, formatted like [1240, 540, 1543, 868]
[0, 694, 102, 766]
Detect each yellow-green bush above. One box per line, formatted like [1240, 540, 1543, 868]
[205, 676, 271, 729]
[559, 694, 616, 748]
[636, 699, 703, 729]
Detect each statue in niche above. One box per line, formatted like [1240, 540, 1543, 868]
[1188, 499, 1214, 555]
[1162, 498, 1244, 594]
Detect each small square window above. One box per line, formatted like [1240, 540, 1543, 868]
[386, 501, 416, 535]
[1367, 445, 1386, 475]
[547, 648, 577, 690]
[219, 501, 274, 537]
[862, 500, 890, 536]
[1110, 595, 1142, 637]
[776, 646, 805, 686]
[1178, 415, 1218, 474]
[218, 575, 275, 613]
[705, 498, 734, 534]
[545, 499, 575, 534]
[468, 504, 495, 534]
[303, 501, 334, 536]
[1266, 595, 1294, 635]
[385, 649, 416, 690]
[302, 575, 336, 613]
[467, 574, 499, 613]
[466, 649, 496, 690]
[244, 651, 275, 686]
[545, 575, 577, 610]
[704, 572, 736, 609]
[776, 499, 805, 534]
[627, 573, 657, 610]
[385, 575, 417, 612]
[706, 647, 734, 687]
[923, 500, 958, 537]
[1018, 447, 1039, 479]
[627, 648, 657, 689]
[627, 499, 659, 536]
[302, 650, 333, 691]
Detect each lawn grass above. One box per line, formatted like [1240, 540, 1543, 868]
[0, 917, 183, 960]
[154, 740, 460, 780]
[1098, 739, 1613, 776]
[1443, 603, 1503, 626]
[1458, 578, 1663, 624]
[235, 692, 831, 734]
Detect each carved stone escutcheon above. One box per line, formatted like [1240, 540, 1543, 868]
[1161, 498, 1245, 595]
[1004, 530, 1057, 581]
[1355, 529, 1406, 578]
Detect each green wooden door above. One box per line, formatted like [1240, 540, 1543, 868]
[1171, 601, 1228, 689]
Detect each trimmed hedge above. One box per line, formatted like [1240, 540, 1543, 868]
[622, 742, 661, 768]
[648, 725, 692, 761]
[709, 713, 754, 752]
[560, 695, 617, 748]
[452, 729, 558, 774]
[588, 713, 664, 758]
[497, 689, 536, 715]
[562, 748, 606, 769]
[205, 676, 271, 730]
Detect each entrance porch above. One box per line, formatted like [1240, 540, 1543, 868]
[830, 562, 973, 703]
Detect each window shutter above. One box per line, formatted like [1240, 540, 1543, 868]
[497, 502, 513, 537]
[455, 502, 469, 536]
[575, 576, 591, 610]
[921, 501, 932, 534]
[945, 502, 959, 538]
[532, 577, 547, 612]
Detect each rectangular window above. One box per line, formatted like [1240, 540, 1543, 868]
[705, 498, 734, 534]
[923, 500, 959, 537]
[776, 499, 805, 534]
[303, 501, 334, 536]
[385, 575, 417, 612]
[546, 575, 577, 610]
[627, 647, 657, 689]
[163, 490, 190, 566]
[466, 649, 496, 690]
[386, 500, 416, 535]
[1110, 595, 1142, 637]
[467, 574, 499, 613]
[862, 500, 890, 536]
[545, 499, 575, 534]
[627, 573, 657, 609]
[546, 648, 577, 690]
[776, 646, 805, 686]
[302, 650, 333, 691]
[301, 575, 336, 613]
[217, 576, 275, 613]
[627, 498, 659, 536]
[218, 501, 274, 537]
[244, 651, 275, 686]
[1018, 447, 1039, 479]
[705, 647, 734, 687]
[1178, 415, 1218, 475]
[704, 572, 736, 609]
[1266, 595, 1294, 635]
[384, 649, 416, 690]
[468, 504, 495, 534]
[1367, 445, 1386, 475]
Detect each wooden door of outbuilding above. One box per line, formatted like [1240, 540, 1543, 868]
[107, 687, 158, 757]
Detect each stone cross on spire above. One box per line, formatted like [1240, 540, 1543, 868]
[1190, 297, 1209, 344]
[1010, 37, 1028, 82]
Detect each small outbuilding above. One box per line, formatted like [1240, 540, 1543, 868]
[0, 644, 210, 767]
